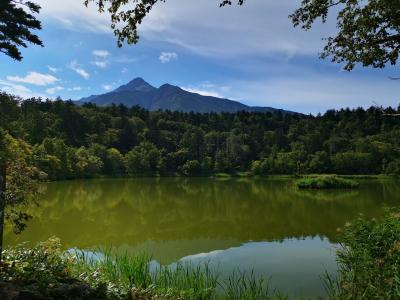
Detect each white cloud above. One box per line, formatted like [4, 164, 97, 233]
[46, 86, 64, 95]
[182, 87, 223, 98]
[91, 60, 108, 68]
[182, 82, 231, 98]
[37, 0, 110, 33]
[159, 52, 178, 63]
[121, 67, 128, 73]
[102, 84, 114, 91]
[33, 0, 336, 58]
[0, 80, 31, 94]
[92, 50, 110, 58]
[69, 60, 90, 79]
[68, 86, 82, 91]
[142, 1, 334, 58]
[91, 50, 110, 68]
[0, 80, 44, 99]
[47, 65, 61, 73]
[7, 72, 59, 86]
[92, 50, 109, 58]
[35, 0, 334, 59]
[114, 56, 144, 63]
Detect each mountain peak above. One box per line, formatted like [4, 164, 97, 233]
[159, 83, 176, 89]
[77, 77, 297, 115]
[114, 77, 155, 93]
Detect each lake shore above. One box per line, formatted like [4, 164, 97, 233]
[42, 172, 395, 182]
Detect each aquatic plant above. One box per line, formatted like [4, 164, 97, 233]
[295, 175, 359, 189]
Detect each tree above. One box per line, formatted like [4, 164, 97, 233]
[0, 130, 6, 260]
[104, 148, 126, 174]
[73, 147, 103, 178]
[85, 0, 400, 70]
[386, 159, 400, 176]
[308, 151, 331, 173]
[125, 141, 161, 174]
[0, 129, 41, 260]
[290, 0, 400, 70]
[0, 0, 43, 61]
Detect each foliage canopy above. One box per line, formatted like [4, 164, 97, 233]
[0, 0, 43, 61]
[1, 93, 400, 179]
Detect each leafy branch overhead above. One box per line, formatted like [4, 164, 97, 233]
[85, 0, 400, 70]
[0, 0, 43, 61]
[290, 0, 400, 70]
[83, 0, 246, 47]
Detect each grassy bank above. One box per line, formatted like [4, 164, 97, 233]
[295, 175, 359, 189]
[0, 239, 283, 300]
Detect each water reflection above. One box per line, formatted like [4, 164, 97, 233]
[177, 238, 337, 298]
[4, 178, 400, 297]
[7, 178, 399, 249]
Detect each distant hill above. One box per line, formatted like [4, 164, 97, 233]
[76, 77, 297, 114]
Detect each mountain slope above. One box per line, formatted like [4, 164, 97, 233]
[76, 78, 296, 114]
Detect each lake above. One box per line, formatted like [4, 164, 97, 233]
[5, 178, 400, 298]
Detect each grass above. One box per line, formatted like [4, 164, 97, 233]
[214, 173, 233, 179]
[71, 249, 283, 299]
[295, 175, 359, 189]
[72, 250, 218, 299]
[0, 241, 281, 299]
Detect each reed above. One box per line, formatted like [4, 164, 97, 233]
[71, 249, 278, 299]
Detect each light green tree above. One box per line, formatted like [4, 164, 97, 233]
[0, 130, 41, 259]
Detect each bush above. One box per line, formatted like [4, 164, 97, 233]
[179, 160, 202, 176]
[295, 175, 359, 189]
[326, 209, 400, 299]
[1, 237, 69, 286]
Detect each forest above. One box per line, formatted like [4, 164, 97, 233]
[1, 92, 400, 180]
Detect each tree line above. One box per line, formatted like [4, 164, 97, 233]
[1, 92, 400, 179]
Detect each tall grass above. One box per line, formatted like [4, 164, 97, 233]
[71, 249, 279, 299]
[222, 270, 282, 300]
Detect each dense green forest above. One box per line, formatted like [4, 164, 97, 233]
[1, 92, 400, 180]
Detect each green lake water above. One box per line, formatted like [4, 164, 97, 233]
[5, 178, 400, 298]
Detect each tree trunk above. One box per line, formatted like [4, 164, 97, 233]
[0, 162, 6, 261]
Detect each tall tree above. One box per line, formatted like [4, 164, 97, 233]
[0, 0, 43, 61]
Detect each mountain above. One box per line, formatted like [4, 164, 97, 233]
[76, 78, 296, 114]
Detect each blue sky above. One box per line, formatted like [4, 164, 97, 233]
[1, 0, 399, 114]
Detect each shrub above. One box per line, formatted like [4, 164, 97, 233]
[179, 160, 202, 176]
[295, 175, 359, 189]
[326, 209, 400, 299]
